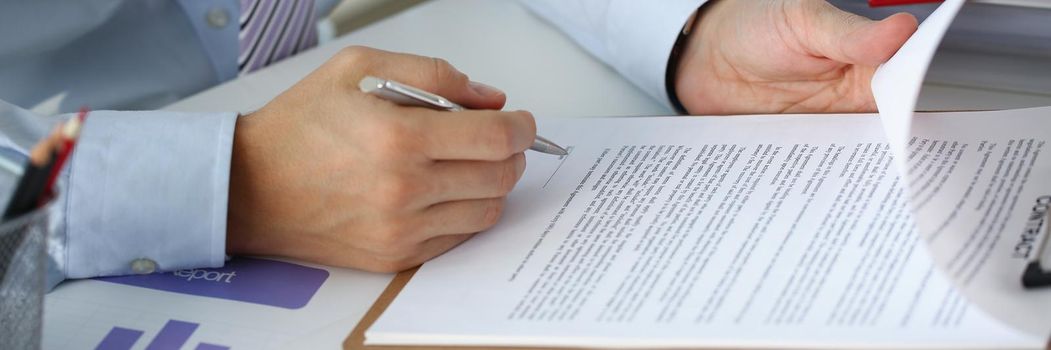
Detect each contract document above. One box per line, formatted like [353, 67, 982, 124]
[367, 0, 1051, 347]
[368, 107, 1051, 348]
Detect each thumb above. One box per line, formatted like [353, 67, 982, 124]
[805, 2, 918, 66]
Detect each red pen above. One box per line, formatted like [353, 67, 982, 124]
[869, 0, 943, 7]
[3, 109, 87, 220]
[40, 108, 87, 203]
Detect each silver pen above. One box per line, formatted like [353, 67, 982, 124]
[358, 76, 569, 156]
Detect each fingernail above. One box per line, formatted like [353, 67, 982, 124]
[469, 81, 504, 97]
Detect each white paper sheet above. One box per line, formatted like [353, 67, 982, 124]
[871, 0, 1051, 339]
[367, 111, 1051, 348]
[369, 1, 1051, 347]
[906, 108, 1051, 338]
[872, 0, 964, 176]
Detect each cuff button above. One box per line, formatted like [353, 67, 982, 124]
[206, 7, 230, 29]
[130, 258, 157, 274]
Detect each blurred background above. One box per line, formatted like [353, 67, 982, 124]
[321, 0, 427, 40]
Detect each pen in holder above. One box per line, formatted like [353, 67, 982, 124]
[0, 166, 53, 350]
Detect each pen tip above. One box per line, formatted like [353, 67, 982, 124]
[62, 117, 82, 139]
[533, 135, 569, 156]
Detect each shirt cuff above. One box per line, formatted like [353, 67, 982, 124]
[62, 110, 236, 279]
[522, 0, 706, 108]
[604, 0, 708, 107]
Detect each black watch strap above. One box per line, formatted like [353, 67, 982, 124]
[665, 8, 702, 115]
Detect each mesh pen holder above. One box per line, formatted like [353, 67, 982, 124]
[0, 203, 50, 350]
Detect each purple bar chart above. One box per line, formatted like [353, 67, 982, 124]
[96, 319, 229, 350]
[94, 327, 142, 350]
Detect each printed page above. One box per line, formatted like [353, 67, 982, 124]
[872, 0, 964, 174]
[870, 0, 1051, 338]
[367, 114, 1045, 348]
[905, 108, 1051, 338]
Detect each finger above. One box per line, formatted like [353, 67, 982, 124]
[806, 3, 918, 66]
[425, 153, 525, 203]
[341, 46, 507, 110]
[418, 109, 536, 161]
[416, 198, 507, 240]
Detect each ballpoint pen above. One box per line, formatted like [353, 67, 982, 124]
[358, 76, 569, 156]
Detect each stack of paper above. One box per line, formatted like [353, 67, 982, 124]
[366, 0, 1051, 348]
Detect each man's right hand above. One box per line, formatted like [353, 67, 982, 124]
[225, 46, 536, 272]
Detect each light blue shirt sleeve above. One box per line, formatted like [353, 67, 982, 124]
[63, 110, 236, 279]
[0, 0, 123, 60]
[0, 100, 236, 287]
[521, 0, 707, 108]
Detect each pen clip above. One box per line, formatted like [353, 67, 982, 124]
[359, 76, 463, 111]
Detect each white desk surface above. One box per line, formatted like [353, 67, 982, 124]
[161, 0, 1051, 347]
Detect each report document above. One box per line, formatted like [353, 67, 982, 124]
[367, 0, 1051, 347]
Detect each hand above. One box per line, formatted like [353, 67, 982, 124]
[674, 0, 918, 115]
[226, 46, 536, 272]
